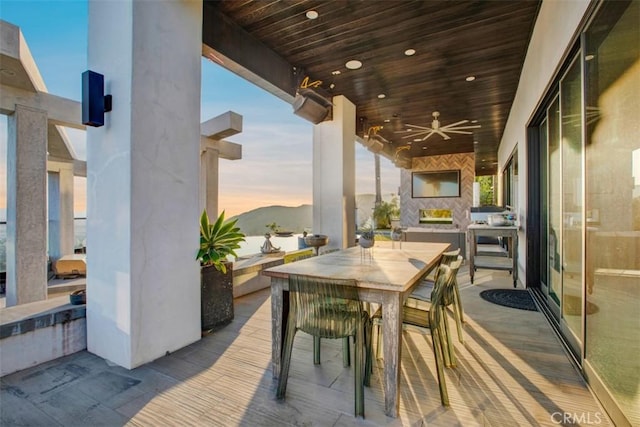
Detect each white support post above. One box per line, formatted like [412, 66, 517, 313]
[86, 1, 203, 368]
[312, 95, 356, 250]
[48, 163, 75, 261]
[200, 147, 220, 217]
[6, 105, 48, 306]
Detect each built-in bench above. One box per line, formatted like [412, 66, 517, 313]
[232, 248, 314, 297]
[0, 248, 312, 376]
[0, 296, 86, 377]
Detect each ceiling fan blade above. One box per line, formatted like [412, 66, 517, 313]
[435, 130, 450, 140]
[442, 120, 469, 128]
[443, 130, 473, 135]
[443, 124, 482, 130]
[433, 131, 449, 139]
[421, 130, 436, 141]
[404, 123, 433, 130]
[402, 131, 431, 139]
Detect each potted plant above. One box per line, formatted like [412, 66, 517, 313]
[197, 209, 246, 332]
[358, 228, 375, 248]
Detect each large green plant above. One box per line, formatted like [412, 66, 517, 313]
[196, 210, 246, 273]
[372, 198, 400, 229]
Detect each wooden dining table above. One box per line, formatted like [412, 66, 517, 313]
[263, 241, 450, 417]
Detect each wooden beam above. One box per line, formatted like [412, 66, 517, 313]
[202, 3, 299, 104]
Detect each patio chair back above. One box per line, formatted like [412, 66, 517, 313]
[277, 274, 370, 417]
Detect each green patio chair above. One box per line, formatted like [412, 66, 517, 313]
[418, 248, 461, 284]
[408, 249, 465, 344]
[306, 249, 355, 370]
[277, 274, 372, 417]
[403, 257, 463, 368]
[371, 262, 460, 406]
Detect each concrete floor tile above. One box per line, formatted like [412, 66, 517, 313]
[37, 386, 129, 426]
[1, 385, 63, 427]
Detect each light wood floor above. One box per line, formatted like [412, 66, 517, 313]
[0, 267, 612, 426]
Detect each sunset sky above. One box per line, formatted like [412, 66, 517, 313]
[0, 1, 400, 220]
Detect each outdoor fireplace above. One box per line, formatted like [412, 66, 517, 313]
[419, 209, 453, 224]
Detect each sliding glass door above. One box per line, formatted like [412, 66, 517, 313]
[533, 2, 639, 423]
[560, 56, 584, 354]
[583, 2, 640, 424]
[546, 97, 562, 319]
[538, 54, 584, 356]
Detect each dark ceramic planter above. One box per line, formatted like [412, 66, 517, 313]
[201, 262, 234, 331]
[70, 289, 86, 305]
[359, 237, 375, 248]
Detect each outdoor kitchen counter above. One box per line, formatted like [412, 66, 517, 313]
[467, 224, 519, 287]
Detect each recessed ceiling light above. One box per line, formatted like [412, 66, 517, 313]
[466, 76, 476, 82]
[585, 54, 595, 61]
[404, 49, 416, 56]
[306, 10, 319, 19]
[331, 70, 341, 75]
[422, 146, 428, 150]
[482, 159, 486, 162]
[384, 119, 391, 123]
[345, 60, 362, 70]
[471, 120, 478, 123]
[378, 94, 386, 99]
[413, 138, 421, 142]
[473, 140, 479, 144]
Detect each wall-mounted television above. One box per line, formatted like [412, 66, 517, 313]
[412, 170, 461, 198]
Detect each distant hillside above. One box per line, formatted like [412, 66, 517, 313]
[230, 205, 312, 236]
[230, 193, 399, 236]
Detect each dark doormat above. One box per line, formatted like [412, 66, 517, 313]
[479, 289, 538, 311]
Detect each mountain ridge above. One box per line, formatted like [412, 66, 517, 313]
[229, 193, 398, 236]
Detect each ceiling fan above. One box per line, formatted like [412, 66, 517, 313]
[396, 111, 480, 141]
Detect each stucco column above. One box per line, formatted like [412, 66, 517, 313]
[86, 1, 202, 368]
[312, 95, 356, 250]
[200, 147, 219, 217]
[48, 164, 75, 260]
[6, 104, 48, 306]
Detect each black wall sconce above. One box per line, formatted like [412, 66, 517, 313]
[82, 70, 112, 127]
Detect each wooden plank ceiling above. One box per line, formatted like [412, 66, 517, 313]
[203, 0, 540, 175]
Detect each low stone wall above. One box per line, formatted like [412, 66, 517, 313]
[0, 296, 86, 377]
[0, 249, 311, 377]
[232, 249, 315, 297]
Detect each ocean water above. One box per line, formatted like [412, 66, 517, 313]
[0, 222, 304, 272]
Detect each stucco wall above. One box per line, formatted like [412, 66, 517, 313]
[498, 0, 592, 277]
